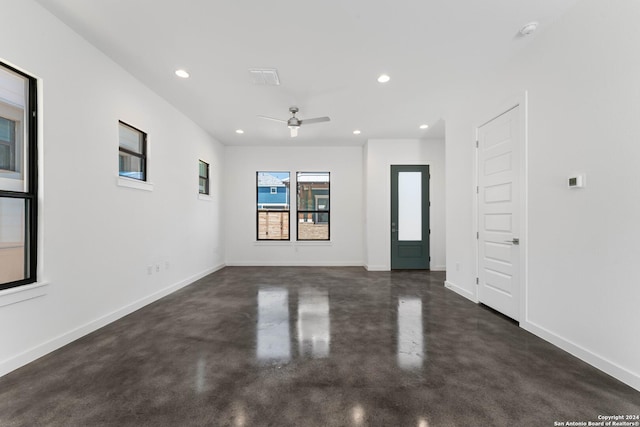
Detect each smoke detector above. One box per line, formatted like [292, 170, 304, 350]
[519, 22, 539, 36]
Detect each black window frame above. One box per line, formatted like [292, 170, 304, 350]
[118, 121, 147, 182]
[199, 160, 210, 195]
[296, 171, 330, 241]
[0, 61, 38, 291]
[256, 171, 290, 241]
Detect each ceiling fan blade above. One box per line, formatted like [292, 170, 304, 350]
[257, 115, 287, 123]
[300, 116, 330, 125]
[290, 127, 298, 137]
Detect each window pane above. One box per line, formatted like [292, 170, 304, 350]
[398, 171, 422, 241]
[0, 65, 27, 192]
[0, 197, 26, 284]
[199, 160, 208, 178]
[118, 123, 144, 153]
[257, 172, 290, 240]
[199, 177, 207, 194]
[119, 152, 145, 180]
[297, 212, 329, 240]
[296, 173, 329, 210]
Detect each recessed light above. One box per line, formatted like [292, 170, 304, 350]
[353, 130, 361, 135]
[235, 129, 244, 134]
[377, 74, 390, 83]
[175, 69, 190, 78]
[419, 124, 429, 129]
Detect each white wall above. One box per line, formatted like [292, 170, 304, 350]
[445, 0, 640, 390]
[224, 146, 364, 266]
[364, 139, 446, 271]
[0, 0, 224, 376]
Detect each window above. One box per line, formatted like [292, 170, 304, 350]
[199, 160, 209, 195]
[296, 172, 330, 240]
[0, 61, 37, 290]
[118, 121, 147, 181]
[257, 172, 290, 240]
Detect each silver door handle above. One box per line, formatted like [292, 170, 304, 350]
[504, 238, 520, 245]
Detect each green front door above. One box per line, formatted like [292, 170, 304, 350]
[391, 165, 430, 269]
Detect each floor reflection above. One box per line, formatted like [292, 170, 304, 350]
[397, 296, 424, 370]
[297, 288, 330, 358]
[256, 287, 291, 363]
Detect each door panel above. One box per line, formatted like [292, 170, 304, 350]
[391, 165, 429, 269]
[477, 106, 520, 320]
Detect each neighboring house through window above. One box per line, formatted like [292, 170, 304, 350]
[0, 61, 38, 290]
[257, 172, 290, 240]
[297, 172, 330, 241]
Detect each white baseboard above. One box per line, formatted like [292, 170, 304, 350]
[430, 265, 446, 271]
[0, 264, 225, 378]
[444, 280, 477, 302]
[522, 320, 640, 392]
[226, 261, 363, 267]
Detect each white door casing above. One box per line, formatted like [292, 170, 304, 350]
[477, 105, 521, 321]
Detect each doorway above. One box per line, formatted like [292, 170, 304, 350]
[391, 165, 430, 269]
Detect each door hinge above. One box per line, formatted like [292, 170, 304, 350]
[476, 232, 479, 239]
[476, 140, 479, 148]
[429, 229, 431, 235]
[476, 277, 479, 285]
[429, 256, 431, 261]
[476, 186, 479, 194]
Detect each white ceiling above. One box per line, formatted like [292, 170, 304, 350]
[35, 0, 580, 146]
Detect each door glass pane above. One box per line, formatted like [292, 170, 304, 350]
[0, 197, 25, 284]
[398, 172, 422, 241]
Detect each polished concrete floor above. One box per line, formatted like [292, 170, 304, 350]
[1, 267, 639, 426]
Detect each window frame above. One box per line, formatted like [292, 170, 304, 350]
[256, 171, 290, 241]
[198, 160, 210, 195]
[296, 171, 330, 241]
[0, 61, 38, 291]
[118, 121, 147, 182]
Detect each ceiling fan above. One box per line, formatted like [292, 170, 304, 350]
[258, 106, 330, 137]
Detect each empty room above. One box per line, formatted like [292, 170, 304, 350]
[0, 0, 639, 425]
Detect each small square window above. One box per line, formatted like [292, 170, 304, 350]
[118, 121, 147, 181]
[270, 187, 277, 194]
[199, 160, 210, 195]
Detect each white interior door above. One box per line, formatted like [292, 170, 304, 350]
[477, 106, 521, 321]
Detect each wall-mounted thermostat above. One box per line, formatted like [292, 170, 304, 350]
[568, 174, 585, 188]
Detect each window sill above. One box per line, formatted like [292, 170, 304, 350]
[0, 281, 48, 308]
[253, 241, 332, 246]
[117, 176, 154, 191]
[198, 193, 213, 201]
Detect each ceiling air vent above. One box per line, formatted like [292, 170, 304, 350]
[248, 68, 280, 85]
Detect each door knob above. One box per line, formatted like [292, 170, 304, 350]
[504, 238, 520, 245]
